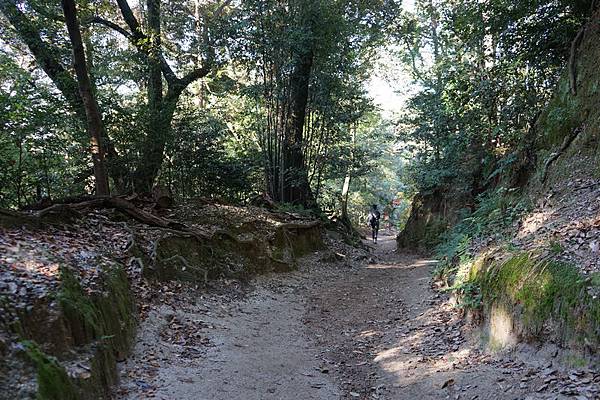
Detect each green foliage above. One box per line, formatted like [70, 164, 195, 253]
[394, 0, 587, 216]
[0, 51, 89, 208]
[0, 0, 400, 208]
[159, 108, 259, 202]
[453, 282, 483, 310]
[434, 186, 531, 277]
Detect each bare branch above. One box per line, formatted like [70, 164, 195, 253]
[84, 16, 132, 39]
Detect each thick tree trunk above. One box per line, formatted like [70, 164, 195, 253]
[340, 125, 355, 220]
[132, 0, 166, 193]
[61, 0, 110, 196]
[282, 49, 314, 206]
[281, 0, 315, 207]
[134, 97, 178, 192]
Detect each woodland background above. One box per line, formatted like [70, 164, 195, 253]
[0, 0, 592, 228]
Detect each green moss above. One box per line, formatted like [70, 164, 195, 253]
[472, 253, 600, 348]
[53, 265, 136, 397]
[538, 76, 583, 149]
[57, 265, 136, 353]
[95, 266, 137, 358]
[58, 269, 101, 344]
[21, 340, 79, 400]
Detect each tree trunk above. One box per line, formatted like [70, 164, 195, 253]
[281, 0, 316, 207]
[61, 0, 110, 196]
[1, 0, 125, 192]
[341, 175, 351, 219]
[134, 97, 178, 192]
[132, 0, 165, 192]
[282, 48, 313, 206]
[340, 125, 356, 221]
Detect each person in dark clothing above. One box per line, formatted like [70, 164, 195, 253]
[367, 204, 381, 243]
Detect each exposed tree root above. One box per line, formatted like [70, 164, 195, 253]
[569, 26, 585, 96]
[2, 197, 322, 251]
[540, 127, 583, 184]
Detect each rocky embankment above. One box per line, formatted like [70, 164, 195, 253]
[0, 200, 325, 399]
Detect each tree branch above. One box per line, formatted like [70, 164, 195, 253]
[114, 0, 145, 41]
[178, 64, 211, 91]
[113, 0, 180, 86]
[84, 16, 132, 39]
[0, 0, 84, 119]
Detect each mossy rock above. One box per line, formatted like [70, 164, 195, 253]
[1, 264, 137, 399]
[468, 252, 600, 362]
[20, 340, 79, 400]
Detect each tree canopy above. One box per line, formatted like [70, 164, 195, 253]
[0, 0, 595, 227]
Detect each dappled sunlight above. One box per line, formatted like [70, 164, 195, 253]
[518, 209, 557, 239]
[375, 344, 475, 376]
[374, 329, 427, 364]
[358, 329, 381, 339]
[372, 319, 484, 390]
[1, 243, 62, 279]
[18, 258, 60, 278]
[367, 259, 438, 270]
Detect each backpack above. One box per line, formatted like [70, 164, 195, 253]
[369, 210, 380, 227]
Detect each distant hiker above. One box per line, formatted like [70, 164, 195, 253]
[367, 204, 381, 243]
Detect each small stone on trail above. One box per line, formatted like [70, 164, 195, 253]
[441, 378, 455, 389]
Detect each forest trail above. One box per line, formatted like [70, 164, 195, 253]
[116, 234, 586, 399]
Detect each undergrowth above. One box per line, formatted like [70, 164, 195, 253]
[434, 186, 531, 283]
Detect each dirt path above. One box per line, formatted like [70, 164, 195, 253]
[117, 234, 598, 399]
